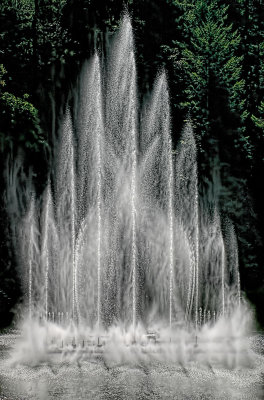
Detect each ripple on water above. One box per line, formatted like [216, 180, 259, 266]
[0, 356, 264, 400]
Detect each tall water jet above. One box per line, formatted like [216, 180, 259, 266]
[106, 15, 138, 326]
[175, 125, 199, 323]
[94, 54, 103, 330]
[139, 72, 175, 326]
[54, 109, 76, 318]
[131, 111, 137, 331]
[231, 226, 241, 309]
[70, 126, 77, 321]
[193, 141, 199, 329]
[24, 194, 38, 320]
[224, 220, 241, 310]
[221, 233, 226, 316]
[6, 16, 245, 357]
[63, 110, 78, 321]
[75, 53, 105, 328]
[41, 183, 52, 321]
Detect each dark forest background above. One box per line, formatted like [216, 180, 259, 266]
[0, 0, 264, 329]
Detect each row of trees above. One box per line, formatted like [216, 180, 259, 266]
[0, 0, 264, 327]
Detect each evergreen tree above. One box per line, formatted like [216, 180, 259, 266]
[166, 0, 243, 144]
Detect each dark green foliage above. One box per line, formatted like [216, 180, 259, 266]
[163, 1, 243, 138]
[0, 88, 45, 152]
[0, 63, 46, 157]
[252, 102, 264, 131]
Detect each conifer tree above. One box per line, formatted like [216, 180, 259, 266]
[168, 0, 243, 144]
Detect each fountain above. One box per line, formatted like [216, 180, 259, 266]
[5, 16, 254, 368]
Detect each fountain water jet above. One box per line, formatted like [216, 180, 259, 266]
[5, 15, 252, 367]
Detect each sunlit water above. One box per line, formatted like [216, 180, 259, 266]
[3, 14, 263, 400]
[7, 15, 242, 332]
[0, 333, 264, 400]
